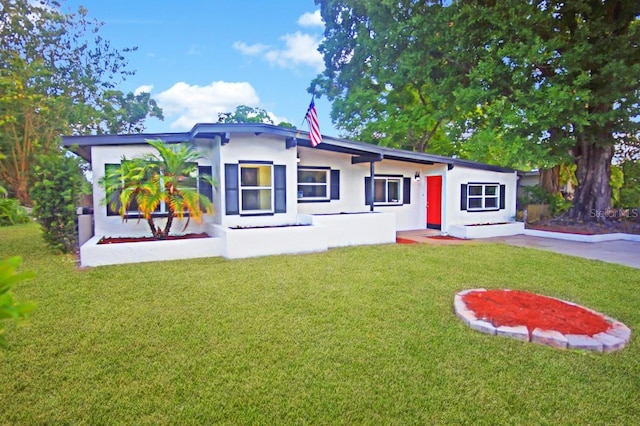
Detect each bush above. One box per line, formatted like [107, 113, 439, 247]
[30, 151, 87, 253]
[0, 256, 35, 348]
[519, 184, 572, 217]
[0, 198, 30, 226]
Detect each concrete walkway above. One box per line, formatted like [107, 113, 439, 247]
[396, 230, 640, 269]
[484, 235, 640, 270]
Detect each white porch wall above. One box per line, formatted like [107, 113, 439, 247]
[91, 143, 215, 238]
[296, 147, 443, 231]
[218, 133, 299, 228]
[445, 166, 518, 227]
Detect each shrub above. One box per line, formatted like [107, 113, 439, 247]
[30, 151, 87, 253]
[0, 256, 35, 348]
[0, 198, 30, 226]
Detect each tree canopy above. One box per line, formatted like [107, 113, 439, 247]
[0, 0, 162, 205]
[313, 0, 640, 220]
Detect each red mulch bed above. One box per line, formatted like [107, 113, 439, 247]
[99, 233, 210, 244]
[396, 238, 418, 244]
[427, 235, 463, 240]
[462, 289, 611, 336]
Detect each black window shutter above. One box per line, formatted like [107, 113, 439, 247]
[403, 177, 411, 204]
[364, 177, 372, 205]
[274, 165, 287, 213]
[225, 164, 239, 215]
[460, 184, 468, 211]
[330, 169, 340, 200]
[499, 184, 506, 210]
[198, 165, 213, 204]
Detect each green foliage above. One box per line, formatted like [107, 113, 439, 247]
[610, 165, 625, 208]
[218, 105, 275, 124]
[99, 90, 164, 134]
[0, 0, 144, 205]
[520, 184, 571, 217]
[618, 160, 640, 208]
[30, 151, 86, 253]
[315, 0, 640, 218]
[99, 139, 215, 239]
[0, 256, 34, 348]
[0, 198, 30, 226]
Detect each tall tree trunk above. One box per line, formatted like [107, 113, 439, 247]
[570, 136, 613, 222]
[539, 166, 561, 194]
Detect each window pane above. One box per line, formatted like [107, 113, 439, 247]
[388, 180, 400, 202]
[469, 185, 483, 196]
[298, 185, 327, 198]
[485, 197, 498, 208]
[242, 189, 272, 210]
[374, 179, 386, 202]
[468, 197, 483, 209]
[485, 185, 498, 196]
[241, 165, 271, 186]
[298, 170, 327, 183]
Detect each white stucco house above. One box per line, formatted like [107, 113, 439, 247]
[63, 123, 524, 266]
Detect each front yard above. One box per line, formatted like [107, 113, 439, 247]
[1, 223, 639, 424]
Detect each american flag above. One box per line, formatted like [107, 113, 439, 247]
[305, 98, 322, 147]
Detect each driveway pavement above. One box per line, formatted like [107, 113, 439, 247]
[485, 235, 640, 269]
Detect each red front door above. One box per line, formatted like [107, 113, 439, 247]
[426, 175, 442, 229]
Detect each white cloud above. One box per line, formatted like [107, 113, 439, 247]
[233, 11, 324, 72]
[264, 32, 324, 72]
[134, 85, 154, 95]
[297, 10, 324, 28]
[155, 81, 261, 130]
[232, 41, 270, 56]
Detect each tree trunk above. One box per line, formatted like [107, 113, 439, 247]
[570, 136, 613, 222]
[539, 166, 561, 194]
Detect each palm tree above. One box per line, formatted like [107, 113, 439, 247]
[99, 139, 215, 239]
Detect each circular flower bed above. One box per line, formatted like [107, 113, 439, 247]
[454, 289, 631, 353]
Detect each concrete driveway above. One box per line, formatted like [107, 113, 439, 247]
[485, 235, 640, 269]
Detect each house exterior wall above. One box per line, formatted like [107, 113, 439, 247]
[296, 147, 444, 231]
[444, 166, 518, 227]
[91, 143, 214, 238]
[218, 133, 299, 228]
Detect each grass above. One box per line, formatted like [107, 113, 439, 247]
[1, 223, 639, 425]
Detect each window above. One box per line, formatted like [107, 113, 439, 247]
[240, 163, 273, 213]
[461, 183, 505, 212]
[225, 163, 286, 216]
[375, 177, 402, 204]
[364, 175, 410, 206]
[297, 168, 340, 203]
[298, 168, 328, 200]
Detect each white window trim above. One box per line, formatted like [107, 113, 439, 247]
[297, 168, 330, 201]
[467, 183, 499, 211]
[375, 177, 403, 206]
[239, 163, 274, 214]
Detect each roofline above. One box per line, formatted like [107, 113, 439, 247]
[62, 123, 516, 173]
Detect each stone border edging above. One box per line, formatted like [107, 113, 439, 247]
[524, 229, 640, 243]
[454, 288, 631, 353]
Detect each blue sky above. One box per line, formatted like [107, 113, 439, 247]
[61, 0, 336, 136]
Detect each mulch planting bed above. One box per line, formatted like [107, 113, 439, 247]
[454, 289, 631, 353]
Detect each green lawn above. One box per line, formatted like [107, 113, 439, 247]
[1, 223, 639, 425]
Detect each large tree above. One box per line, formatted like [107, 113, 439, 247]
[0, 0, 161, 205]
[314, 0, 640, 220]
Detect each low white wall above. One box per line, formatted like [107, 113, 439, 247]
[524, 229, 640, 243]
[80, 235, 223, 267]
[448, 222, 525, 239]
[212, 223, 328, 259]
[310, 212, 397, 247]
